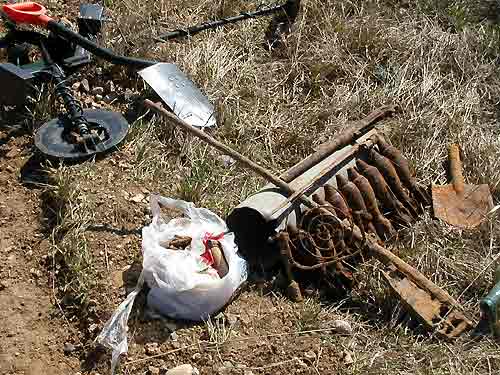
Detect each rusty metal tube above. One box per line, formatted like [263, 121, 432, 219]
[375, 135, 431, 207]
[279, 106, 396, 183]
[348, 167, 395, 240]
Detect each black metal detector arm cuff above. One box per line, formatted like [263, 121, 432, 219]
[47, 20, 157, 70]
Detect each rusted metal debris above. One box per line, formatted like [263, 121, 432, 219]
[280, 207, 474, 339]
[147, 99, 470, 339]
[382, 267, 473, 339]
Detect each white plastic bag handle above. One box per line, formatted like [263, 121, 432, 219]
[150, 193, 198, 227]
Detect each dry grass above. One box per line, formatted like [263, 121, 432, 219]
[16, 0, 500, 373]
[40, 164, 97, 316]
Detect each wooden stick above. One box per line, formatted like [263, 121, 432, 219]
[144, 99, 316, 208]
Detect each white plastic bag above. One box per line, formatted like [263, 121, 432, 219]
[97, 194, 247, 373]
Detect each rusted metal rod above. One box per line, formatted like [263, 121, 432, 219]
[144, 100, 317, 208]
[279, 105, 397, 183]
[347, 222, 461, 307]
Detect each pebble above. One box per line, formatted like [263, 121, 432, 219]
[72, 82, 81, 91]
[63, 342, 76, 354]
[165, 364, 199, 375]
[218, 154, 235, 167]
[92, 86, 104, 96]
[170, 331, 178, 341]
[130, 193, 145, 203]
[148, 366, 160, 375]
[145, 342, 160, 356]
[95, 94, 103, 101]
[81, 79, 90, 93]
[332, 319, 352, 334]
[244, 371, 255, 375]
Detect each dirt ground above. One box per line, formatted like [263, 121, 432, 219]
[0, 135, 77, 374]
[3, 0, 500, 374]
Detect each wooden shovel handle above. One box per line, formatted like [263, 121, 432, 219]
[448, 144, 464, 194]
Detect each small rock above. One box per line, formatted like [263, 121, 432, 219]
[170, 331, 178, 341]
[304, 350, 316, 360]
[92, 86, 104, 96]
[145, 342, 160, 356]
[130, 193, 145, 203]
[72, 82, 81, 91]
[332, 319, 352, 334]
[165, 364, 199, 375]
[343, 350, 354, 365]
[223, 361, 233, 368]
[95, 94, 103, 101]
[81, 79, 90, 93]
[218, 154, 235, 167]
[244, 371, 255, 375]
[148, 366, 160, 375]
[63, 342, 76, 355]
[96, 67, 103, 75]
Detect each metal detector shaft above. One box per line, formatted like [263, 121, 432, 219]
[155, 0, 300, 42]
[144, 99, 315, 208]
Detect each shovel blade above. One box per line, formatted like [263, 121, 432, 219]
[139, 63, 216, 128]
[432, 184, 493, 229]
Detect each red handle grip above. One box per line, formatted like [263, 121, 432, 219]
[2, 2, 52, 27]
